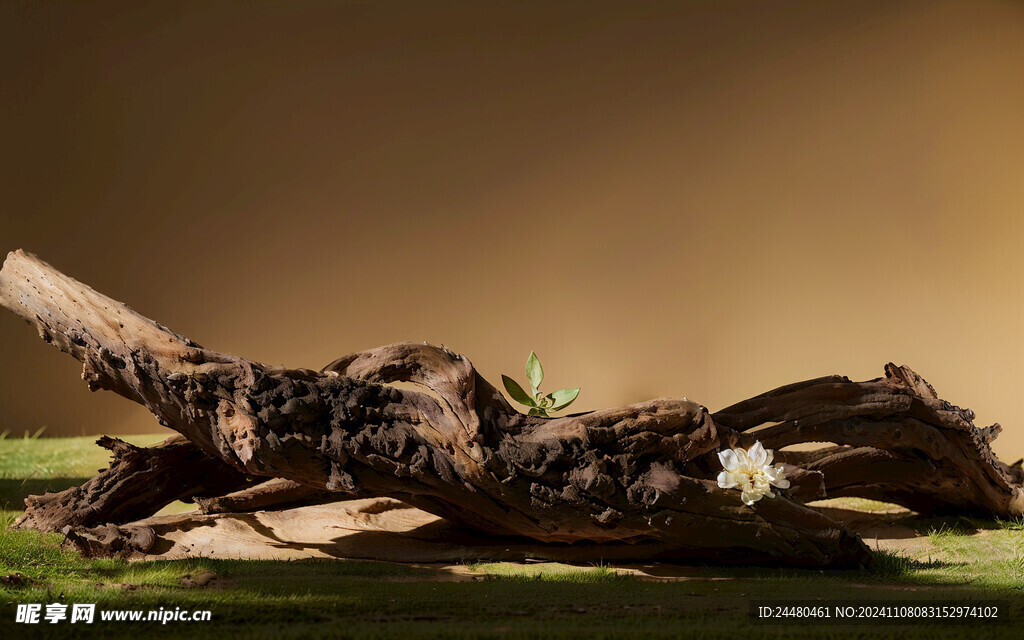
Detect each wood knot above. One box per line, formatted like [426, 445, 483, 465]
[180, 349, 205, 364]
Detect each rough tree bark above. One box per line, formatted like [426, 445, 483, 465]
[12, 434, 251, 532]
[2, 250, 1020, 567]
[195, 478, 337, 515]
[713, 365, 1024, 517]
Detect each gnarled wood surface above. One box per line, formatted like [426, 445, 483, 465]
[2, 249, 1021, 567]
[12, 434, 251, 532]
[713, 364, 1024, 517]
[196, 478, 336, 515]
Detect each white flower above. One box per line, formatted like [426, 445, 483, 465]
[717, 441, 790, 506]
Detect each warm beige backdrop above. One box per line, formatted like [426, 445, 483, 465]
[1, 1, 1023, 460]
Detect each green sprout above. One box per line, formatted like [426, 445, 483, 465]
[501, 352, 580, 418]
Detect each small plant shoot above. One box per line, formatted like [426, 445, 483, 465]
[501, 352, 580, 418]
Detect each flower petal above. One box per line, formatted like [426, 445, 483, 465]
[748, 441, 767, 467]
[741, 490, 763, 505]
[717, 470, 738, 489]
[763, 448, 774, 467]
[718, 449, 738, 471]
[734, 447, 749, 469]
[770, 464, 790, 489]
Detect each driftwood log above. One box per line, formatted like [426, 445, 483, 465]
[11, 434, 252, 531]
[2, 250, 1021, 568]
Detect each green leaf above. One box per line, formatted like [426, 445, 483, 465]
[528, 407, 548, 418]
[502, 375, 536, 407]
[548, 388, 580, 412]
[526, 351, 544, 393]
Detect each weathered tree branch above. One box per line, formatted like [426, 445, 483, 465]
[196, 478, 335, 514]
[12, 434, 252, 532]
[713, 364, 1024, 517]
[2, 249, 1020, 567]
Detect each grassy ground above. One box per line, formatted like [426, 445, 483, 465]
[0, 435, 1022, 639]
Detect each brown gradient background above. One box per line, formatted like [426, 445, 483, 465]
[1, 1, 1023, 459]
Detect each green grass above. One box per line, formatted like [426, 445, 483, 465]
[469, 562, 622, 582]
[1, 436, 1023, 638]
[0, 434, 166, 514]
[810, 497, 905, 513]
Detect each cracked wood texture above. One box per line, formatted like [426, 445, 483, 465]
[11, 434, 251, 532]
[1, 250, 1019, 567]
[714, 365, 1024, 516]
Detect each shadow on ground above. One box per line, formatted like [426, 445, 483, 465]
[0, 477, 90, 510]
